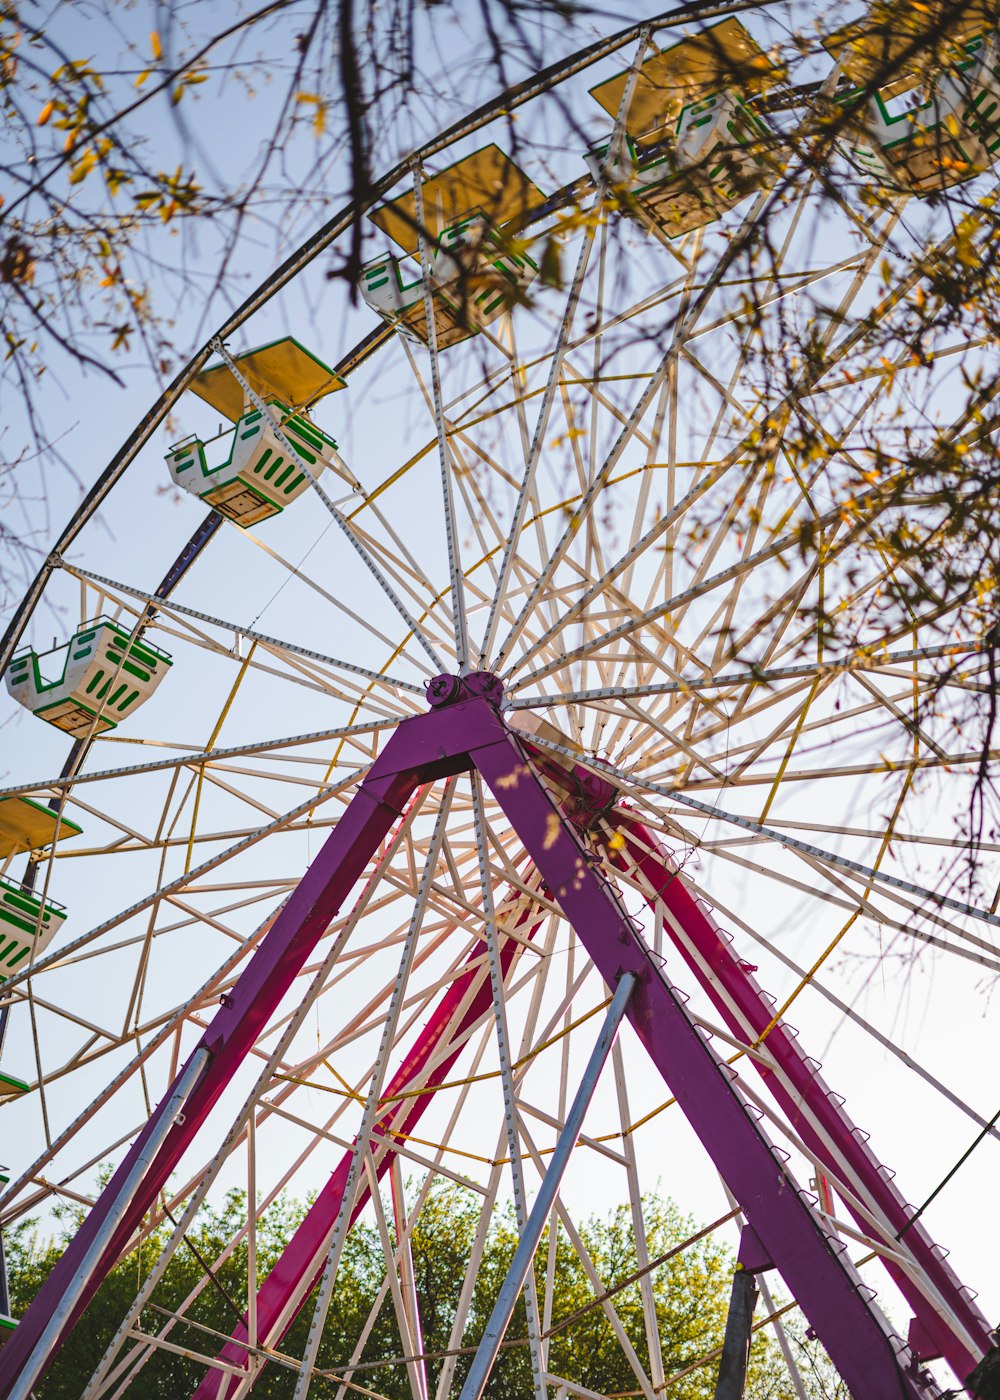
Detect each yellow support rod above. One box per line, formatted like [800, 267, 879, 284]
[183, 642, 257, 875]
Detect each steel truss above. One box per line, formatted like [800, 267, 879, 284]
[0, 678, 992, 1399]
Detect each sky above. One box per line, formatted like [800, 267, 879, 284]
[1, 0, 999, 1392]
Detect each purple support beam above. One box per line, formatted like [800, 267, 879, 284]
[470, 720, 945, 1400]
[0, 686, 985, 1399]
[614, 817, 993, 1380]
[193, 896, 545, 1398]
[0, 698, 503, 1397]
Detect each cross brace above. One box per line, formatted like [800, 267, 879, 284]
[0, 679, 990, 1400]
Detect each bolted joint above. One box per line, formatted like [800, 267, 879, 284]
[561, 768, 618, 831]
[425, 671, 504, 710]
[426, 674, 463, 708]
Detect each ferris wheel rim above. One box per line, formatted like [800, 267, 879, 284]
[0, 0, 778, 678]
[2, 9, 1000, 1396]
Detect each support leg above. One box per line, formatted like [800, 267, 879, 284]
[713, 1269, 758, 1400]
[6, 1049, 209, 1400]
[472, 719, 941, 1400]
[0, 704, 448, 1398]
[458, 971, 636, 1400]
[616, 815, 992, 1379]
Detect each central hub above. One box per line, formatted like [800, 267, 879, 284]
[425, 671, 504, 709]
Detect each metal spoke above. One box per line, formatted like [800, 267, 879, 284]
[210, 337, 446, 671]
[469, 774, 547, 1400]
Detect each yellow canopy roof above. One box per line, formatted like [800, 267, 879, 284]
[824, 4, 990, 85]
[369, 145, 547, 254]
[0, 796, 82, 859]
[590, 18, 774, 138]
[191, 337, 346, 424]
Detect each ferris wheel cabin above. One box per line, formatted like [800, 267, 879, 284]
[360, 147, 543, 348]
[0, 879, 66, 990]
[586, 20, 779, 238]
[166, 337, 344, 527]
[827, 18, 1000, 195]
[4, 618, 172, 738]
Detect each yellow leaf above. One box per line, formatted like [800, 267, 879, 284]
[37, 99, 54, 125]
[150, 31, 162, 60]
[134, 68, 151, 88]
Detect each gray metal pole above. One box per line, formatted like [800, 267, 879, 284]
[7, 1047, 210, 1400]
[714, 1268, 759, 1400]
[458, 972, 637, 1400]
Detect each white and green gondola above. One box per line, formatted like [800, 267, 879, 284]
[585, 19, 778, 238]
[166, 337, 344, 527]
[0, 879, 66, 989]
[4, 617, 172, 739]
[359, 146, 542, 349]
[828, 21, 1000, 194]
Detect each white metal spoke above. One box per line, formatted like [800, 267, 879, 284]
[210, 336, 446, 671]
[411, 171, 469, 671]
[5, 27, 1000, 1400]
[63, 562, 424, 699]
[469, 774, 547, 1400]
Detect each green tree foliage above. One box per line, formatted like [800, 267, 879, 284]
[4, 1180, 844, 1397]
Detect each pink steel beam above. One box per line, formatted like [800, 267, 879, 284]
[472, 718, 945, 1399]
[614, 816, 993, 1378]
[0, 697, 504, 1396]
[193, 896, 545, 1397]
[0, 681, 985, 1398]
[523, 740, 993, 1379]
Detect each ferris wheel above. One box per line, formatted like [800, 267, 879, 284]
[1, 4, 999, 1397]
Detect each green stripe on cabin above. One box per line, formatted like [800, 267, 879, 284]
[2, 888, 48, 917]
[0, 911, 39, 937]
[287, 438, 318, 465]
[35, 696, 98, 719]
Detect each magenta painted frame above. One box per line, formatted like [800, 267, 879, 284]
[0, 694, 987, 1399]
